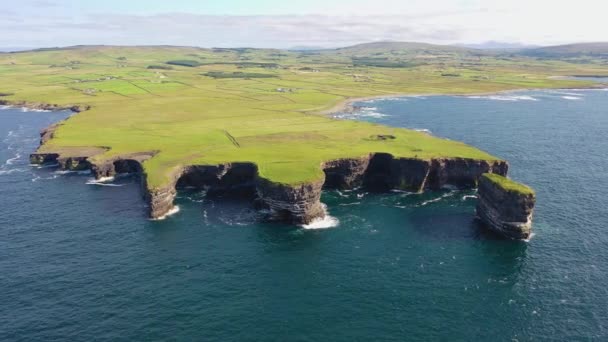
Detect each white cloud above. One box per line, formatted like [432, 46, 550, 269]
[1, 1, 608, 48]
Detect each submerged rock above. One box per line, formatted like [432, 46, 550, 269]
[476, 173, 536, 239]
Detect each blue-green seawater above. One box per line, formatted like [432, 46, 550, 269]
[1, 88, 608, 341]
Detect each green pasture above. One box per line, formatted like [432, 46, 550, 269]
[0, 45, 604, 189]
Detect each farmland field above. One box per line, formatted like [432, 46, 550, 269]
[1, 43, 606, 188]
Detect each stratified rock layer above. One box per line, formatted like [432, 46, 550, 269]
[145, 155, 507, 223]
[476, 173, 536, 239]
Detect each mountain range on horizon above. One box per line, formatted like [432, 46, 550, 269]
[4, 41, 608, 56]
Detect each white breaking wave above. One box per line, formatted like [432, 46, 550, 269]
[86, 176, 121, 186]
[419, 191, 456, 206]
[301, 204, 339, 229]
[358, 111, 388, 118]
[151, 206, 181, 221]
[55, 170, 92, 175]
[523, 232, 536, 242]
[86, 182, 124, 187]
[35, 163, 59, 169]
[462, 195, 477, 200]
[5, 153, 21, 165]
[0, 168, 27, 175]
[552, 91, 584, 96]
[301, 215, 340, 229]
[339, 202, 361, 206]
[466, 95, 538, 102]
[31, 175, 59, 182]
[562, 96, 582, 100]
[414, 128, 432, 134]
[390, 189, 413, 194]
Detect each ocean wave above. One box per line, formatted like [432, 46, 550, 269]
[301, 204, 339, 229]
[339, 202, 361, 206]
[55, 169, 92, 175]
[301, 215, 340, 229]
[85, 176, 122, 186]
[462, 195, 477, 200]
[466, 95, 538, 102]
[523, 232, 536, 242]
[414, 128, 432, 134]
[358, 111, 388, 118]
[551, 91, 584, 96]
[5, 153, 21, 165]
[34, 163, 59, 169]
[418, 191, 456, 206]
[336, 190, 350, 198]
[390, 189, 413, 194]
[150, 206, 181, 221]
[562, 96, 582, 100]
[31, 175, 59, 182]
[0, 168, 28, 175]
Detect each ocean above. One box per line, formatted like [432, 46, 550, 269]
[2, 88, 608, 340]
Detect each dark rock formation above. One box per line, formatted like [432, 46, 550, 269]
[256, 178, 326, 224]
[322, 156, 371, 189]
[476, 173, 535, 239]
[39, 124, 60, 145]
[427, 158, 508, 189]
[29, 153, 60, 165]
[146, 162, 258, 220]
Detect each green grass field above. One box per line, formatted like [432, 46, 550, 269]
[1, 43, 606, 189]
[482, 173, 536, 196]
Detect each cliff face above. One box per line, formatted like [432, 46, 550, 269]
[30, 121, 516, 226]
[30, 148, 510, 224]
[476, 174, 535, 239]
[256, 178, 326, 224]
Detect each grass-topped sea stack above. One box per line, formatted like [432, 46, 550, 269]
[476, 173, 536, 239]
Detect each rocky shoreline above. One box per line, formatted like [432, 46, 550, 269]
[30, 134, 511, 226]
[0, 99, 90, 113]
[25, 100, 534, 238]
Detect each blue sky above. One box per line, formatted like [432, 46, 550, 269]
[1, 0, 606, 48]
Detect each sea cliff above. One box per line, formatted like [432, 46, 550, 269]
[476, 173, 536, 239]
[31, 131, 512, 226]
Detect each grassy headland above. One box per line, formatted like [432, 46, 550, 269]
[1, 43, 606, 188]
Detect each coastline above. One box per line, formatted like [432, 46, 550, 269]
[320, 84, 606, 117]
[0, 99, 90, 113]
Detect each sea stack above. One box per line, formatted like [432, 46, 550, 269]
[476, 173, 536, 239]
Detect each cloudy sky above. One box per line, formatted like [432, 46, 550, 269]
[1, 0, 607, 48]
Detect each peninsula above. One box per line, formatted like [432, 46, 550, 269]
[3, 42, 606, 238]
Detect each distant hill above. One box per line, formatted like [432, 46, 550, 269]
[457, 41, 538, 50]
[521, 43, 608, 57]
[329, 41, 478, 55]
[288, 46, 328, 51]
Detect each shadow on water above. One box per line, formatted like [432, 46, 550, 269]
[408, 209, 513, 241]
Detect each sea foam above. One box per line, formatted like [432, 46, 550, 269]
[466, 95, 538, 101]
[301, 215, 340, 229]
[301, 204, 340, 229]
[151, 206, 181, 220]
